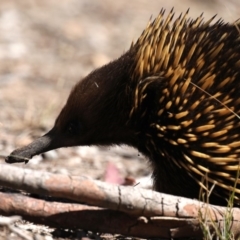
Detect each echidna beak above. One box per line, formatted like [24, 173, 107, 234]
[5, 128, 58, 164]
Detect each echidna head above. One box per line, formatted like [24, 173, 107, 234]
[5, 53, 140, 163]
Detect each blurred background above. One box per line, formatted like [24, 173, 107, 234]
[0, 0, 240, 238]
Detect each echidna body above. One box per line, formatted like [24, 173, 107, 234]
[6, 9, 240, 205]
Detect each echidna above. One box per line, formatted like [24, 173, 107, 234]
[6, 9, 240, 205]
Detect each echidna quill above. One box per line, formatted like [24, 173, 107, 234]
[6, 9, 240, 205]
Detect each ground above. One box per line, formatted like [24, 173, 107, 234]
[0, 0, 240, 239]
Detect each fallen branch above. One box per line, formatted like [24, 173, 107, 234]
[0, 192, 203, 238]
[0, 163, 240, 238]
[0, 164, 216, 217]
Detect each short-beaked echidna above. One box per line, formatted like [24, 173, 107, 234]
[6, 9, 240, 205]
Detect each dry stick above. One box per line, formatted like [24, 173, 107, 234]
[0, 192, 202, 238]
[0, 164, 240, 237]
[0, 163, 191, 217]
[0, 163, 210, 217]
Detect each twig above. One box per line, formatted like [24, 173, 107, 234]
[0, 216, 32, 240]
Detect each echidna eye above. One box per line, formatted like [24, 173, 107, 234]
[67, 123, 74, 134]
[66, 120, 82, 135]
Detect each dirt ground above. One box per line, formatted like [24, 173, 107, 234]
[0, 0, 240, 239]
